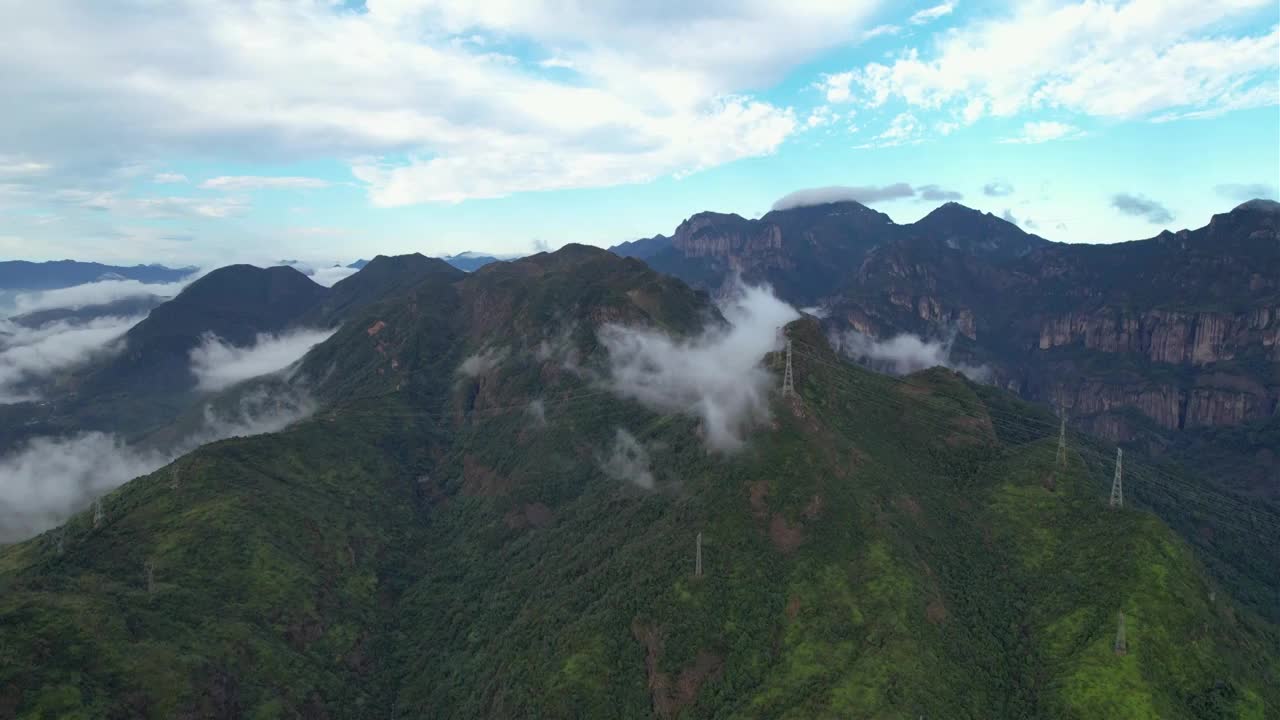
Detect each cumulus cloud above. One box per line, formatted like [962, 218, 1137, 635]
[0, 385, 317, 541]
[983, 181, 1014, 197]
[772, 184, 914, 210]
[600, 282, 799, 451]
[0, 315, 143, 403]
[844, 2, 1278, 123]
[597, 428, 655, 489]
[1111, 193, 1174, 224]
[189, 329, 336, 392]
[1001, 209, 1019, 225]
[831, 329, 989, 381]
[11, 277, 192, 315]
[0, 2, 887, 207]
[856, 112, 923, 148]
[1215, 182, 1278, 201]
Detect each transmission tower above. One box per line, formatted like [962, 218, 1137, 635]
[145, 560, 156, 595]
[1114, 610, 1128, 655]
[781, 340, 796, 398]
[1109, 448, 1124, 509]
[1056, 411, 1068, 469]
[695, 532, 703, 577]
[93, 498, 104, 529]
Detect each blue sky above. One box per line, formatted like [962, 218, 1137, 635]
[1, 0, 1277, 268]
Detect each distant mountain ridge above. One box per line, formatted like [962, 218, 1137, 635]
[611, 199, 1048, 306]
[615, 197, 1280, 497]
[0, 260, 196, 290]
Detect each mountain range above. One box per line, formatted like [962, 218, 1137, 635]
[612, 198, 1280, 499]
[0, 260, 195, 291]
[0, 204, 1277, 718]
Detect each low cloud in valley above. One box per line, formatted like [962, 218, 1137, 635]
[190, 328, 336, 392]
[831, 329, 990, 382]
[600, 282, 799, 451]
[0, 385, 317, 542]
[0, 315, 143, 403]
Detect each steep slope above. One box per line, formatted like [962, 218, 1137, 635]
[611, 200, 1047, 307]
[618, 201, 901, 305]
[302, 253, 464, 327]
[828, 200, 1280, 494]
[1, 246, 1275, 719]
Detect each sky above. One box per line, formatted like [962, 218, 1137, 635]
[1, 0, 1277, 268]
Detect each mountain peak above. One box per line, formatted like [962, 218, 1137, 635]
[1232, 198, 1280, 214]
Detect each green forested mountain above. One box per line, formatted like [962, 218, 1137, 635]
[1, 246, 1276, 719]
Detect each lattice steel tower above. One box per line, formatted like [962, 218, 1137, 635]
[1109, 448, 1124, 509]
[781, 340, 795, 398]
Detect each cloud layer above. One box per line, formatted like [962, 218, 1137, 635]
[0, 386, 317, 542]
[189, 328, 337, 392]
[0, 2, 888, 207]
[598, 428, 655, 490]
[11, 277, 192, 315]
[771, 182, 963, 211]
[0, 315, 142, 403]
[600, 282, 798, 451]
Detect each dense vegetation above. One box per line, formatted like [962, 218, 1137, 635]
[1, 248, 1276, 718]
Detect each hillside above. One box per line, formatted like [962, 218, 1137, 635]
[615, 199, 1280, 497]
[1, 246, 1276, 718]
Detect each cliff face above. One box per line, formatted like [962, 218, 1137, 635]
[824, 202, 1280, 497]
[1037, 306, 1280, 364]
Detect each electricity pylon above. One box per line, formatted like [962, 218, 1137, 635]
[1114, 610, 1128, 655]
[1056, 411, 1068, 469]
[781, 340, 795, 398]
[93, 498, 104, 529]
[1109, 448, 1124, 509]
[695, 532, 703, 577]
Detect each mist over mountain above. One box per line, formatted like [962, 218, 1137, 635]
[0, 243, 1275, 719]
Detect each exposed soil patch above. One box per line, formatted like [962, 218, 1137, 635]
[769, 515, 804, 554]
[894, 495, 923, 520]
[366, 320, 386, 337]
[748, 481, 770, 520]
[460, 455, 513, 497]
[785, 595, 802, 620]
[926, 598, 949, 624]
[632, 621, 724, 720]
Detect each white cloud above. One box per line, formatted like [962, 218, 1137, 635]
[820, 71, 855, 103]
[152, 172, 188, 183]
[998, 120, 1082, 144]
[54, 191, 249, 219]
[831, 329, 989, 381]
[0, 1, 884, 206]
[598, 428, 655, 489]
[805, 106, 838, 128]
[0, 386, 317, 541]
[909, 1, 956, 25]
[457, 346, 508, 377]
[845, 1, 1278, 122]
[189, 329, 336, 392]
[856, 112, 923, 148]
[310, 265, 360, 287]
[862, 24, 901, 41]
[600, 282, 799, 451]
[0, 315, 143, 403]
[12, 277, 193, 314]
[771, 183, 915, 210]
[200, 175, 331, 191]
